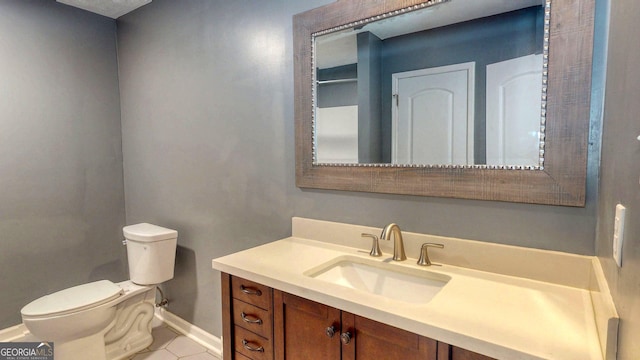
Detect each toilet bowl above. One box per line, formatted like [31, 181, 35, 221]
[20, 223, 178, 360]
[21, 280, 155, 360]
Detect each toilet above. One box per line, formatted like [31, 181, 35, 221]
[20, 223, 178, 360]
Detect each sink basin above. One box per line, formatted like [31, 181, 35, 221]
[305, 256, 450, 304]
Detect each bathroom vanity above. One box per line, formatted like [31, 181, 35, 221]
[212, 218, 618, 360]
[221, 273, 491, 360]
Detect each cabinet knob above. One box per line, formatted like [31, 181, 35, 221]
[340, 331, 352, 345]
[325, 325, 336, 338]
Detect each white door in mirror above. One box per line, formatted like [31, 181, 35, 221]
[613, 204, 626, 267]
[486, 54, 543, 167]
[392, 62, 475, 165]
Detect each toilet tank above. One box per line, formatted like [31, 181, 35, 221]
[123, 223, 178, 285]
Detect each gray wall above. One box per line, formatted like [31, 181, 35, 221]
[357, 32, 383, 163]
[596, 0, 640, 358]
[0, 1, 126, 329]
[117, 0, 601, 337]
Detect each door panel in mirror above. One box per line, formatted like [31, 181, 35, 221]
[392, 63, 474, 165]
[486, 54, 543, 167]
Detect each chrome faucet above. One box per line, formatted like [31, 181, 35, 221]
[380, 223, 406, 261]
[362, 233, 382, 257]
[417, 243, 444, 266]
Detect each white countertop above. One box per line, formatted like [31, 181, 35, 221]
[212, 218, 617, 360]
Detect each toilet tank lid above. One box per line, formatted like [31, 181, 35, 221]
[21, 280, 123, 317]
[123, 223, 178, 242]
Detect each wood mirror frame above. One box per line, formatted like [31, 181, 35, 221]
[294, 0, 594, 206]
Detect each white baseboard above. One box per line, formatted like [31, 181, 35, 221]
[0, 323, 29, 342]
[154, 308, 223, 358]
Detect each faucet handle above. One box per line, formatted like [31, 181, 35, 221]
[361, 233, 382, 257]
[417, 243, 444, 266]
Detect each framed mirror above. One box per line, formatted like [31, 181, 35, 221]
[294, 0, 595, 206]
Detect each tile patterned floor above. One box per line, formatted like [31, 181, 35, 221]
[130, 324, 221, 360]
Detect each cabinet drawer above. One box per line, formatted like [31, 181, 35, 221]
[231, 277, 272, 310]
[234, 325, 273, 360]
[233, 299, 272, 339]
[234, 351, 252, 360]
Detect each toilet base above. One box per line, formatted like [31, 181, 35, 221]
[54, 331, 108, 360]
[104, 291, 155, 360]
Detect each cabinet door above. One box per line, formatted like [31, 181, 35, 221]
[274, 290, 341, 360]
[341, 312, 437, 360]
[438, 343, 495, 360]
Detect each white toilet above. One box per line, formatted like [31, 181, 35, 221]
[20, 223, 178, 360]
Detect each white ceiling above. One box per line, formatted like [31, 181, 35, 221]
[316, 0, 543, 69]
[56, 0, 152, 19]
[362, 0, 543, 40]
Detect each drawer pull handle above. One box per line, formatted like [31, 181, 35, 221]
[242, 339, 265, 352]
[240, 285, 262, 296]
[241, 312, 263, 324]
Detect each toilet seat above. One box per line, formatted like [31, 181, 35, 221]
[21, 280, 123, 318]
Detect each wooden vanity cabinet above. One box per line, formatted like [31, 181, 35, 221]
[437, 344, 496, 360]
[272, 290, 492, 360]
[222, 273, 495, 360]
[273, 290, 437, 360]
[273, 290, 341, 359]
[222, 274, 274, 360]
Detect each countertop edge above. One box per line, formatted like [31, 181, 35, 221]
[590, 258, 620, 360]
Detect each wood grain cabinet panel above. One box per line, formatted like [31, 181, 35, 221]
[222, 273, 275, 360]
[232, 299, 272, 339]
[234, 325, 273, 360]
[274, 290, 438, 360]
[342, 312, 438, 360]
[231, 276, 272, 311]
[221, 273, 496, 360]
[438, 343, 496, 360]
[273, 290, 342, 360]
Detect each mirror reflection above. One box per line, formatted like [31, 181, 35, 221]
[314, 0, 545, 167]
